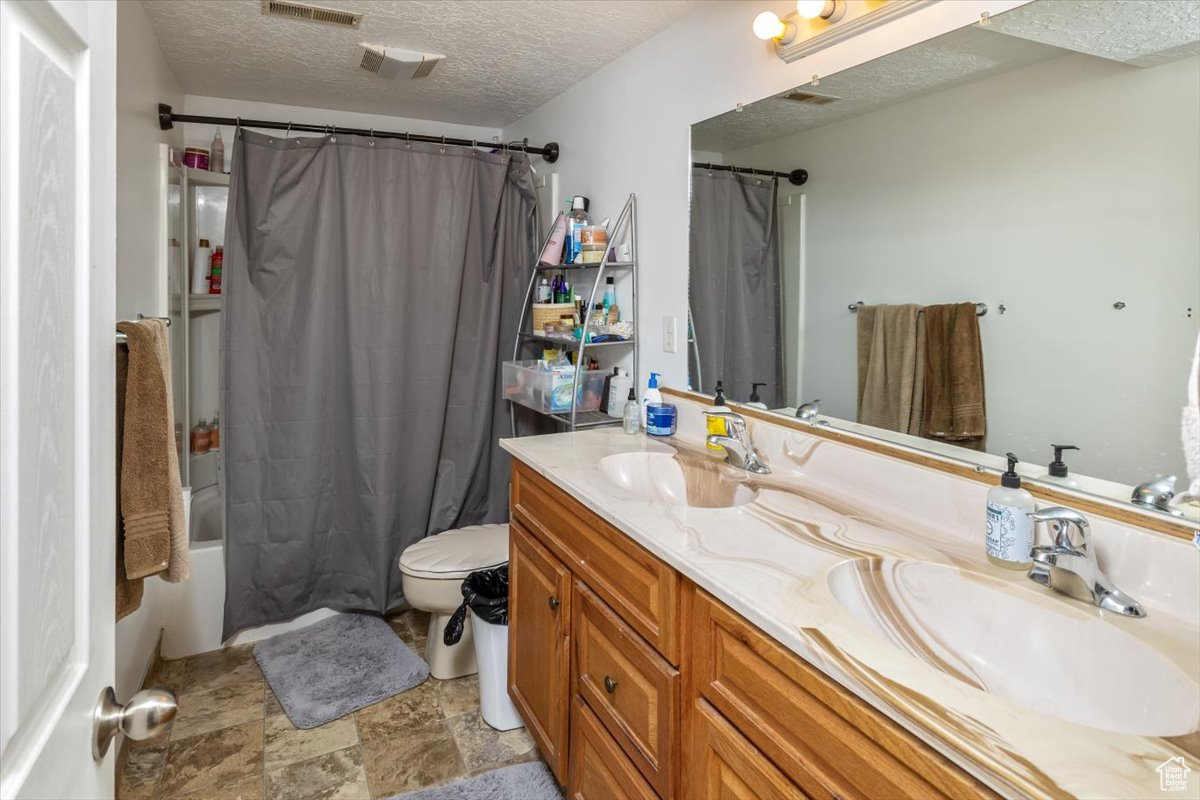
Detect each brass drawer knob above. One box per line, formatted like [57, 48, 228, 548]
[548, 595, 560, 610]
[604, 675, 618, 694]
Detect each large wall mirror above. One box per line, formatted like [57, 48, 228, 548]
[689, 0, 1200, 523]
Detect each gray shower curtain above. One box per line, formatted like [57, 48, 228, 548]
[689, 168, 783, 407]
[221, 129, 535, 638]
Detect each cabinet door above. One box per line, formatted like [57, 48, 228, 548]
[686, 699, 808, 800]
[509, 521, 572, 784]
[568, 698, 658, 800]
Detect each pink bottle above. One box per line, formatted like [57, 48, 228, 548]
[538, 212, 567, 266]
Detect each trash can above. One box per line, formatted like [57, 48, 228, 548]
[443, 566, 524, 731]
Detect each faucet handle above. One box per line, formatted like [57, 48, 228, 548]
[1028, 506, 1090, 553]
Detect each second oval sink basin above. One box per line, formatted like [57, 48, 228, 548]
[598, 451, 758, 509]
[827, 559, 1199, 737]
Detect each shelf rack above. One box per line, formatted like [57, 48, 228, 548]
[509, 193, 638, 432]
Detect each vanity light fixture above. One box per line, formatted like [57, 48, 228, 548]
[755, 0, 934, 62]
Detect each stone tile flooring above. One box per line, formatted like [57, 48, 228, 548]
[118, 609, 539, 800]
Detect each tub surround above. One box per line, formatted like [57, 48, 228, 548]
[499, 396, 1200, 798]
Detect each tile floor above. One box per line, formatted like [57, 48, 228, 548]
[118, 609, 540, 800]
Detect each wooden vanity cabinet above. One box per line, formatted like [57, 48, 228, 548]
[508, 459, 995, 800]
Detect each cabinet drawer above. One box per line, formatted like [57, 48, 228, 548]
[512, 460, 680, 663]
[690, 590, 996, 800]
[685, 698, 806, 800]
[575, 582, 679, 798]
[569, 698, 658, 800]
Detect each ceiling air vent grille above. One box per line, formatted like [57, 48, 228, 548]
[359, 47, 385, 74]
[782, 91, 839, 106]
[260, 0, 362, 28]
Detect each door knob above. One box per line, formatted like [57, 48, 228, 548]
[603, 675, 618, 694]
[548, 596, 560, 610]
[92, 686, 177, 760]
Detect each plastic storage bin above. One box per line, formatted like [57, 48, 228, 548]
[502, 360, 608, 414]
[470, 608, 524, 730]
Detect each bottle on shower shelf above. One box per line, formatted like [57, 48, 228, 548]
[190, 420, 211, 455]
[209, 414, 220, 450]
[210, 128, 225, 173]
[208, 246, 223, 294]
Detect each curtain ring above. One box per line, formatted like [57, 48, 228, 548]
[285, 121, 292, 139]
[369, 128, 375, 147]
[440, 135, 446, 153]
[236, 117, 242, 130]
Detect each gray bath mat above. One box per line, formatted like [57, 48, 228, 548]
[386, 762, 561, 800]
[254, 612, 428, 729]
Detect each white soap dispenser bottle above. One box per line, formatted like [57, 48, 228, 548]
[986, 453, 1036, 569]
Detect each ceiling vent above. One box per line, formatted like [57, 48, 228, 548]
[781, 90, 840, 105]
[357, 45, 445, 80]
[260, 0, 362, 28]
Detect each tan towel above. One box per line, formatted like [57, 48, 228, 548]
[116, 319, 189, 583]
[856, 304, 924, 434]
[115, 345, 144, 621]
[921, 303, 986, 450]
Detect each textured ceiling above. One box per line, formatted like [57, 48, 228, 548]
[693, 0, 1200, 152]
[142, 0, 699, 127]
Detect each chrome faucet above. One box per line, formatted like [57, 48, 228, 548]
[795, 398, 820, 422]
[1026, 507, 1145, 617]
[704, 410, 771, 475]
[1131, 475, 1182, 516]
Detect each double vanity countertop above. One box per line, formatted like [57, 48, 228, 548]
[500, 423, 1200, 799]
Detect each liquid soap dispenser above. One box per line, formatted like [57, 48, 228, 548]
[1042, 444, 1080, 489]
[706, 382, 729, 454]
[986, 453, 1035, 569]
[745, 382, 768, 410]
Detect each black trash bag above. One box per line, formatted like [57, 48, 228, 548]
[443, 565, 509, 646]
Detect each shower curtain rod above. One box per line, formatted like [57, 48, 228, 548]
[693, 161, 808, 186]
[157, 103, 560, 163]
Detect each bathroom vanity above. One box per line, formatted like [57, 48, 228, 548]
[501, 396, 1200, 799]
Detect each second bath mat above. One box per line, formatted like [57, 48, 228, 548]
[254, 612, 429, 728]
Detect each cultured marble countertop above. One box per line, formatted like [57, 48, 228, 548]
[500, 425, 1200, 800]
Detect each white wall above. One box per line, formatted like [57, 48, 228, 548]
[724, 53, 1200, 486]
[502, 0, 1029, 391]
[114, 0, 183, 701]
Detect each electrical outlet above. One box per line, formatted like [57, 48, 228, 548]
[662, 316, 677, 353]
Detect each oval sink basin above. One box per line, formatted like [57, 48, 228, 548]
[827, 559, 1199, 737]
[597, 452, 758, 509]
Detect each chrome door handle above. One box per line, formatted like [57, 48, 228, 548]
[93, 686, 177, 760]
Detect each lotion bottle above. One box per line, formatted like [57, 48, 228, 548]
[986, 453, 1035, 569]
[641, 372, 662, 428]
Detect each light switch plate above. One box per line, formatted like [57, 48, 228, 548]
[663, 316, 677, 353]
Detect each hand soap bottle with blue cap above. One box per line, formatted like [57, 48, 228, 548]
[641, 372, 662, 428]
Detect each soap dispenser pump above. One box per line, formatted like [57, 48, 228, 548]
[986, 453, 1036, 569]
[706, 381, 730, 453]
[1043, 444, 1080, 489]
[745, 382, 768, 410]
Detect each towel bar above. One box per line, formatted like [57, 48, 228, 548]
[848, 301, 988, 317]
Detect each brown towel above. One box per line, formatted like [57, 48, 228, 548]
[856, 304, 925, 434]
[116, 319, 188, 585]
[115, 345, 144, 620]
[921, 303, 986, 450]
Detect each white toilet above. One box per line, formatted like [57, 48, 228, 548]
[398, 523, 509, 680]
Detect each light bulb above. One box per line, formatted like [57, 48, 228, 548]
[752, 11, 785, 40]
[795, 0, 828, 18]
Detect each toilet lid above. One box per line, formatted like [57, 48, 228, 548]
[398, 523, 510, 580]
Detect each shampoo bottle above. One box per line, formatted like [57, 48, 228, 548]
[1042, 444, 1080, 489]
[986, 453, 1035, 569]
[191, 238, 212, 294]
[641, 372, 662, 428]
[706, 382, 729, 453]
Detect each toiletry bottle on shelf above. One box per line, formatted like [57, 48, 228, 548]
[565, 196, 590, 264]
[600, 368, 619, 414]
[1042, 444, 1080, 489]
[191, 238, 212, 294]
[745, 382, 768, 409]
[706, 381, 729, 454]
[603, 276, 615, 311]
[190, 420, 211, 454]
[607, 369, 632, 418]
[210, 128, 225, 173]
[536, 277, 552, 303]
[622, 388, 640, 434]
[209, 414, 220, 450]
[209, 246, 223, 294]
[986, 453, 1035, 569]
[539, 212, 567, 265]
[641, 372, 663, 428]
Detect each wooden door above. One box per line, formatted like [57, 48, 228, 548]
[686, 699, 807, 800]
[0, 0, 118, 797]
[508, 522, 571, 784]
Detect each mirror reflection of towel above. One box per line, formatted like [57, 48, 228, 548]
[856, 304, 925, 435]
[920, 303, 986, 450]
